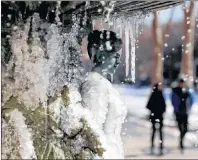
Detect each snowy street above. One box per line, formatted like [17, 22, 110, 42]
[114, 84, 198, 158]
[122, 115, 198, 159]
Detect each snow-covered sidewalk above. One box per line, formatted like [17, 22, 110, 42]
[122, 115, 198, 159]
[114, 84, 198, 149]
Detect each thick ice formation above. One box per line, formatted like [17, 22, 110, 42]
[4, 16, 49, 107]
[81, 72, 127, 158]
[2, 13, 83, 108]
[60, 88, 84, 136]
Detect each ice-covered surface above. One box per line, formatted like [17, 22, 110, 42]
[9, 109, 36, 159]
[81, 72, 127, 158]
[60, 86, 108, 158]
[2, 118, 21, 159]
[2, 13, 84, 108]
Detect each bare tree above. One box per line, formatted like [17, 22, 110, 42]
[181, 1, 195, 87]
[151, 10, 174, 85]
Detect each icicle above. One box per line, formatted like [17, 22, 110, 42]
[92, 19, 95, 30]
[55, 1, 61, 26]
[82, 1, 90, 27]
[103, 1, 116, 23]
[123, 14, 144, 81]
[129, 21, 136, 83]
[125, 29, 129, 77]
[112, 17, 122, 38]
[130, 37, 136, 83]
[119, 18, 123, 38]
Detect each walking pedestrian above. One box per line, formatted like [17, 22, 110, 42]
[146, 83, 166, 155]
[171, 79, 194, 153]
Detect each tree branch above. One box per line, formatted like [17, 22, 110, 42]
[189, 1, 195, 17]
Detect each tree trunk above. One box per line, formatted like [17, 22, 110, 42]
[181, 1, 195, 87]
[152, 11, 164, 85]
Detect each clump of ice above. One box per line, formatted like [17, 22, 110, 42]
[4, 14, 49, 107]
[3, 13, 84, 107]
[9, 109, 36, 159]
[60, 86, 108, 158]
[61, 103, 84, 135]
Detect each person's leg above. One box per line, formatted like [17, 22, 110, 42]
[176, 115, 183, 149]
[151, 121, 156, 150]
[159, 120, 164, 154]
[178, 121, 184, 149]
[180, 115, 188, 149]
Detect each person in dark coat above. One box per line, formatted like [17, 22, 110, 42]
[146, 83, 166, 155]
[171, 79, 194, 152]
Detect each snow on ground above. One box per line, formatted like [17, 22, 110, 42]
[114, 84, 198, 144]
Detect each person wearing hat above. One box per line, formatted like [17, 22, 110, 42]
[171, 79, 194, 153]
[80, 30, 127, 159]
